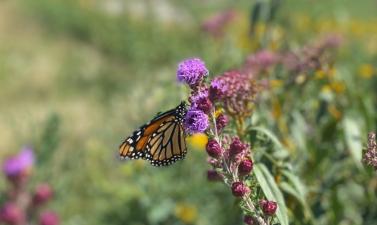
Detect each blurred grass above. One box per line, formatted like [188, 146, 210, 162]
[0, 0, 377, 225]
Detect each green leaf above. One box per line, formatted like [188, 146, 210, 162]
[248, 127, 289, 159]
[343, 116, 362, 168]
[254, 163, 289, 225]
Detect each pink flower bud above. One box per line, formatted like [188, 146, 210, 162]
[231, 182, 250, 197]
[243, 215, 255, 225]
[33, 184, 53, 205]
[206, 139, 222, 158]
[238, 159, 253, 176]
[39, 211, 59, 225]
[259, 200, 278, 216]
[0, 202, 25, 225]
[229, 137, 248, 158]
[216, 114, 228, 131]
[207, 170, 222, 182]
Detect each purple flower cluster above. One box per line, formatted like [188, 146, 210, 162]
[177, 58, 208, 88]
[363, 132, 377, 170]
[244, 50, 279, 74]
[209, 70, 258, 116]
[0, 148, 59, 225]
[2, 147, 34, 184]
[177, 58, 211, 134]
[201, 9, 236, 38]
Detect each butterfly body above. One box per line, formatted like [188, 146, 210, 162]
[119, 102, 187, 167]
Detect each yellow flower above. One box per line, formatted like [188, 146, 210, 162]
[271, 98, 282, 120]
[314, 70, 326, 79]
[321, 85, 332, 94]
[330, 81, 346, 94]
[358, 64, 374, 79]
[175, 203, 198, 224]
[214, 108, 224, 118]
[186, 133, 208, 151]
[270, 79, 283, 88]
[328, 105, 342, 120]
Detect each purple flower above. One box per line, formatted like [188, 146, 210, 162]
[207, 170, 222, 181]
[39, 211, 60, 225]
[201, 10, 236, 38]
[215, 114, 228, 131]
[3, 147, 34, 181]
[238, 159, 253, 176]
[212, 70, 258, 116]
[209, 78, 227, 101]
[243, 215, 255, 225]
[229, 137, 248, 158]
[231, 181, 250, 197]
[0, 202, 25, 225]
[184, 109, 209, 134]
[33, 184, 54, 206]
[363, 132, 377, 170]
[206, 139, 222, 158]
[177, 58, 208, 87]
[260, 200, 278, 216]
[244, 50, 278, 73]
[190, 89, 212, 113]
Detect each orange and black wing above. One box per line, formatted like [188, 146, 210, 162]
[119, 102, 187, 166]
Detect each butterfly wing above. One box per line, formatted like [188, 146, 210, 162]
[119, 102, 187, 166]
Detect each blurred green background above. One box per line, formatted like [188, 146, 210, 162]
[0, 0, 376, 225]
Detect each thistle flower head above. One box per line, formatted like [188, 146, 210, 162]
[207, 170, 222, 182]
[243, 215, 255, 225]
[244, 50, 278, 73]
[184, 108, 209, 134]
[201, 9, 236, 38]
[209, 78, 228, 101]
[177, 58, 208, 87]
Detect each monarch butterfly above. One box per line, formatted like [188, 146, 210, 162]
[119, 102, 188, 166]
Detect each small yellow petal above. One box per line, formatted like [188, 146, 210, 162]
[270, 79, 283, 88]
[175, 203, 198, 224]
[328, 105, 342, 120]
[186, 133, 208, 151]
[358, 64, 374, 79]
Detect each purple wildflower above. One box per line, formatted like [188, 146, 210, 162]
[363, 132, 377, 170]
[213, 70, 258, 116]
[244, 50, 278, 74]
[231, 181, 250, 197]
[3, 147, 34, 182]
[190, 89, 212, 113]
[259, 200, 278, 216]
[39, 211, 60, 225]
[215, 114, 228, 132]
[209, 78, 227, 101]
[206, 139, 222, 158]
[177, 58, 208, 87]
[184, 109, 209, 134]
[201, 9, 236, 38]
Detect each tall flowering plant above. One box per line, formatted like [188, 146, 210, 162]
[177, 58, 280, 225]
[0, 148, 59, 225]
